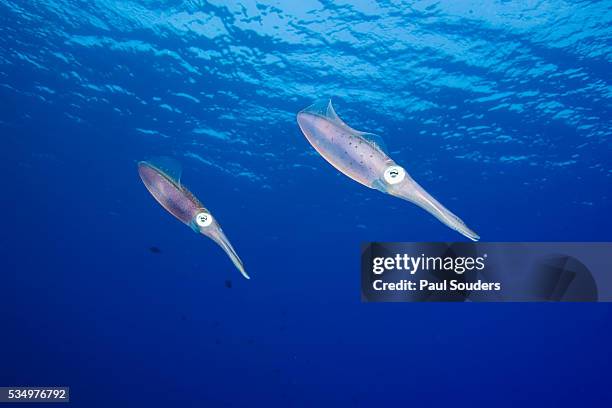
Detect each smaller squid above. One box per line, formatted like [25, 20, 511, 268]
[297, 100, 479, 241]
[138, 157, 249, 279]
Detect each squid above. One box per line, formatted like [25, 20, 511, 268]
[296, 100, 479, 241]
[138, 157, 249, 279]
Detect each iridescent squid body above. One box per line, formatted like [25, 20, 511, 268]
[138, 158, 249, 279]
[296, 100, 479, 241]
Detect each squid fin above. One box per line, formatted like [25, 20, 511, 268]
[303, 99, 389, 154]
[359, 131, 389, 155]
[145, 156, 183, 186]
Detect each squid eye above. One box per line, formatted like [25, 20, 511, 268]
[195, 212, 213, 227]
[383, 165, 406, 185]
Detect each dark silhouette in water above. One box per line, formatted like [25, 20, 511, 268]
[149, 246, 161, 254]
[225, 279, 232, 289]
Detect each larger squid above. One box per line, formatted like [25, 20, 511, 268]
[296, 100, 479, 241]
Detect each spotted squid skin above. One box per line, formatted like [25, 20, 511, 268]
[297, 111, 392, 189]
[138, 161, 204, 226]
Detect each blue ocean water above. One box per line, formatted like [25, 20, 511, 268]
[1, 0, 611, 406]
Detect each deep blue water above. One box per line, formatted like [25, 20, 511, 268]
[1, 1, 611, 406]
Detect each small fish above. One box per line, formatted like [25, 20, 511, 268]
[225, 279, 232, 289]
[138, 157, 249, 279]
[149, 246, 162, 254]
[297, 100, 479, 241]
